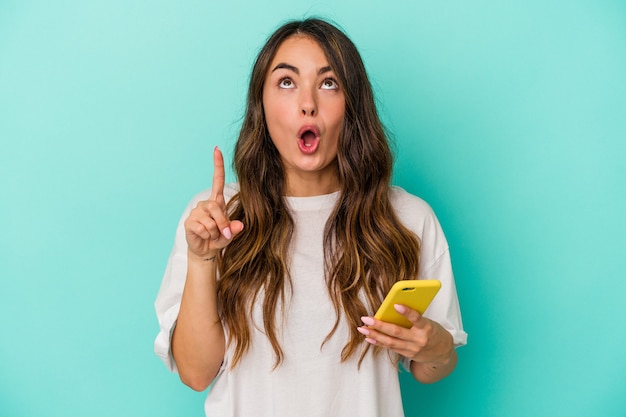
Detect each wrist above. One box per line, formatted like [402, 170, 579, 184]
[427, 347, 454, 367]
[187, 249, 219, 264]
[410, 348, 458, 384]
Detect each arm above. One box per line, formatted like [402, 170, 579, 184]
[362, 190, 466, 383]
[172, 251, 225, 391]
[171, 147, 244, 391]
[410, 347, 457, 384]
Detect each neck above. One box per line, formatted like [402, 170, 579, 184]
[283, 169, 340, 197]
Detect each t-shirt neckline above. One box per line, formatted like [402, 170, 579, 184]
[284, 191, 340, 211]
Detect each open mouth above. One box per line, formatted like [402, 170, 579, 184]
[300, 130, 317, 147]
[297, 126, 321, 154]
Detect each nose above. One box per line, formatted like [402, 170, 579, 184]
[299, 87, 317, 116]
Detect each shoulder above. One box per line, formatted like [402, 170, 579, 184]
[389, 186, 434, 216]
[389, 186, 439, 235]
[389, 186, 450, 260]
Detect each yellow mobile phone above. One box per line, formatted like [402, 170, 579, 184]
[374, 280, 441, 328]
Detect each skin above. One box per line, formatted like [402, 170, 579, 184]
[262, 35, 345, 197]
[171, 147, 243, 391]
[358, 305, 457, 384]
[172, 35, 456, 391]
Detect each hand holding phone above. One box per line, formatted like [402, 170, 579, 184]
[374, 280, 441, 328]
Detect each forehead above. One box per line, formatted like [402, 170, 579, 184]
[269, 35, 330, 68]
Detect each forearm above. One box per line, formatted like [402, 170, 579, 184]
[172, 251, 225, 391]
[409, 347, 457, 384]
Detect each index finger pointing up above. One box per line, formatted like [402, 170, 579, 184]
[210, 146, 226, 201]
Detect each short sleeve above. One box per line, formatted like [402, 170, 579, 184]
[390, 187, 468, 347]
[153, 186, 237, 372]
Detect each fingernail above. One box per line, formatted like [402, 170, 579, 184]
[357, 326, 370, 336]
[361, 316, 374, 326]
[365, 338, 377, 345]
[394, 304, 407, 314]
[222, 227, 232, 240]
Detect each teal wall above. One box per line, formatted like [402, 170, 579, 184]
[1, 1, 625, 416]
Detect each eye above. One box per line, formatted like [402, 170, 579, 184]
[321, 78, 339, 90]
[278, 77, 295, 89]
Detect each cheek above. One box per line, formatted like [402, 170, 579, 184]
[329, 104, 346, 136]
[264, 98, 289, 131]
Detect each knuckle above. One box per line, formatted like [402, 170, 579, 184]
[184, 218, 199, 233]
[408, 311, 420, 322]
[413, 334, 427, 349]
[389, 326, 403, 338]
[195, 224, 210, 237]
[386, 339, 400, 350]
[422, 321, 434, 334]
[204, 200, 218, 211]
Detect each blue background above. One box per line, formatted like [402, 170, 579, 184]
[1, 1, 625, 416]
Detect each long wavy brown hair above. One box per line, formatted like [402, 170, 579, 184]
[217, 18, 421, 368]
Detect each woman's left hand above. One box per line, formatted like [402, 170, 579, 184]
[358, 304, 454, 366]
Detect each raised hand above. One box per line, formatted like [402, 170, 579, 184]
[184, 147, 244, 260]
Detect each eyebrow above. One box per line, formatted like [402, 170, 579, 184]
[271, 63, 333, 75]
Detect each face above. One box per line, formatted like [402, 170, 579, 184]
[262, 35, 346, 195]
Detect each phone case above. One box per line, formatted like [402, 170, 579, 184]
[374, 280, 441, 328]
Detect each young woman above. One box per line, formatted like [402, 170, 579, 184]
[155, 18, 467, 416]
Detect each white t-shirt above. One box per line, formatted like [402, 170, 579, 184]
[154, 184, 467, 417]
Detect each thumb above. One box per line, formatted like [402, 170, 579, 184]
[394, 304, 422, 326]
[229, 220, 245, 236]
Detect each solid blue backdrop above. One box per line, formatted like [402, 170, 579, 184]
[1, 1, 625, 416]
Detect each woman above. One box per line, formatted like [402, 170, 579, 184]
[155, 18, 467, 416]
